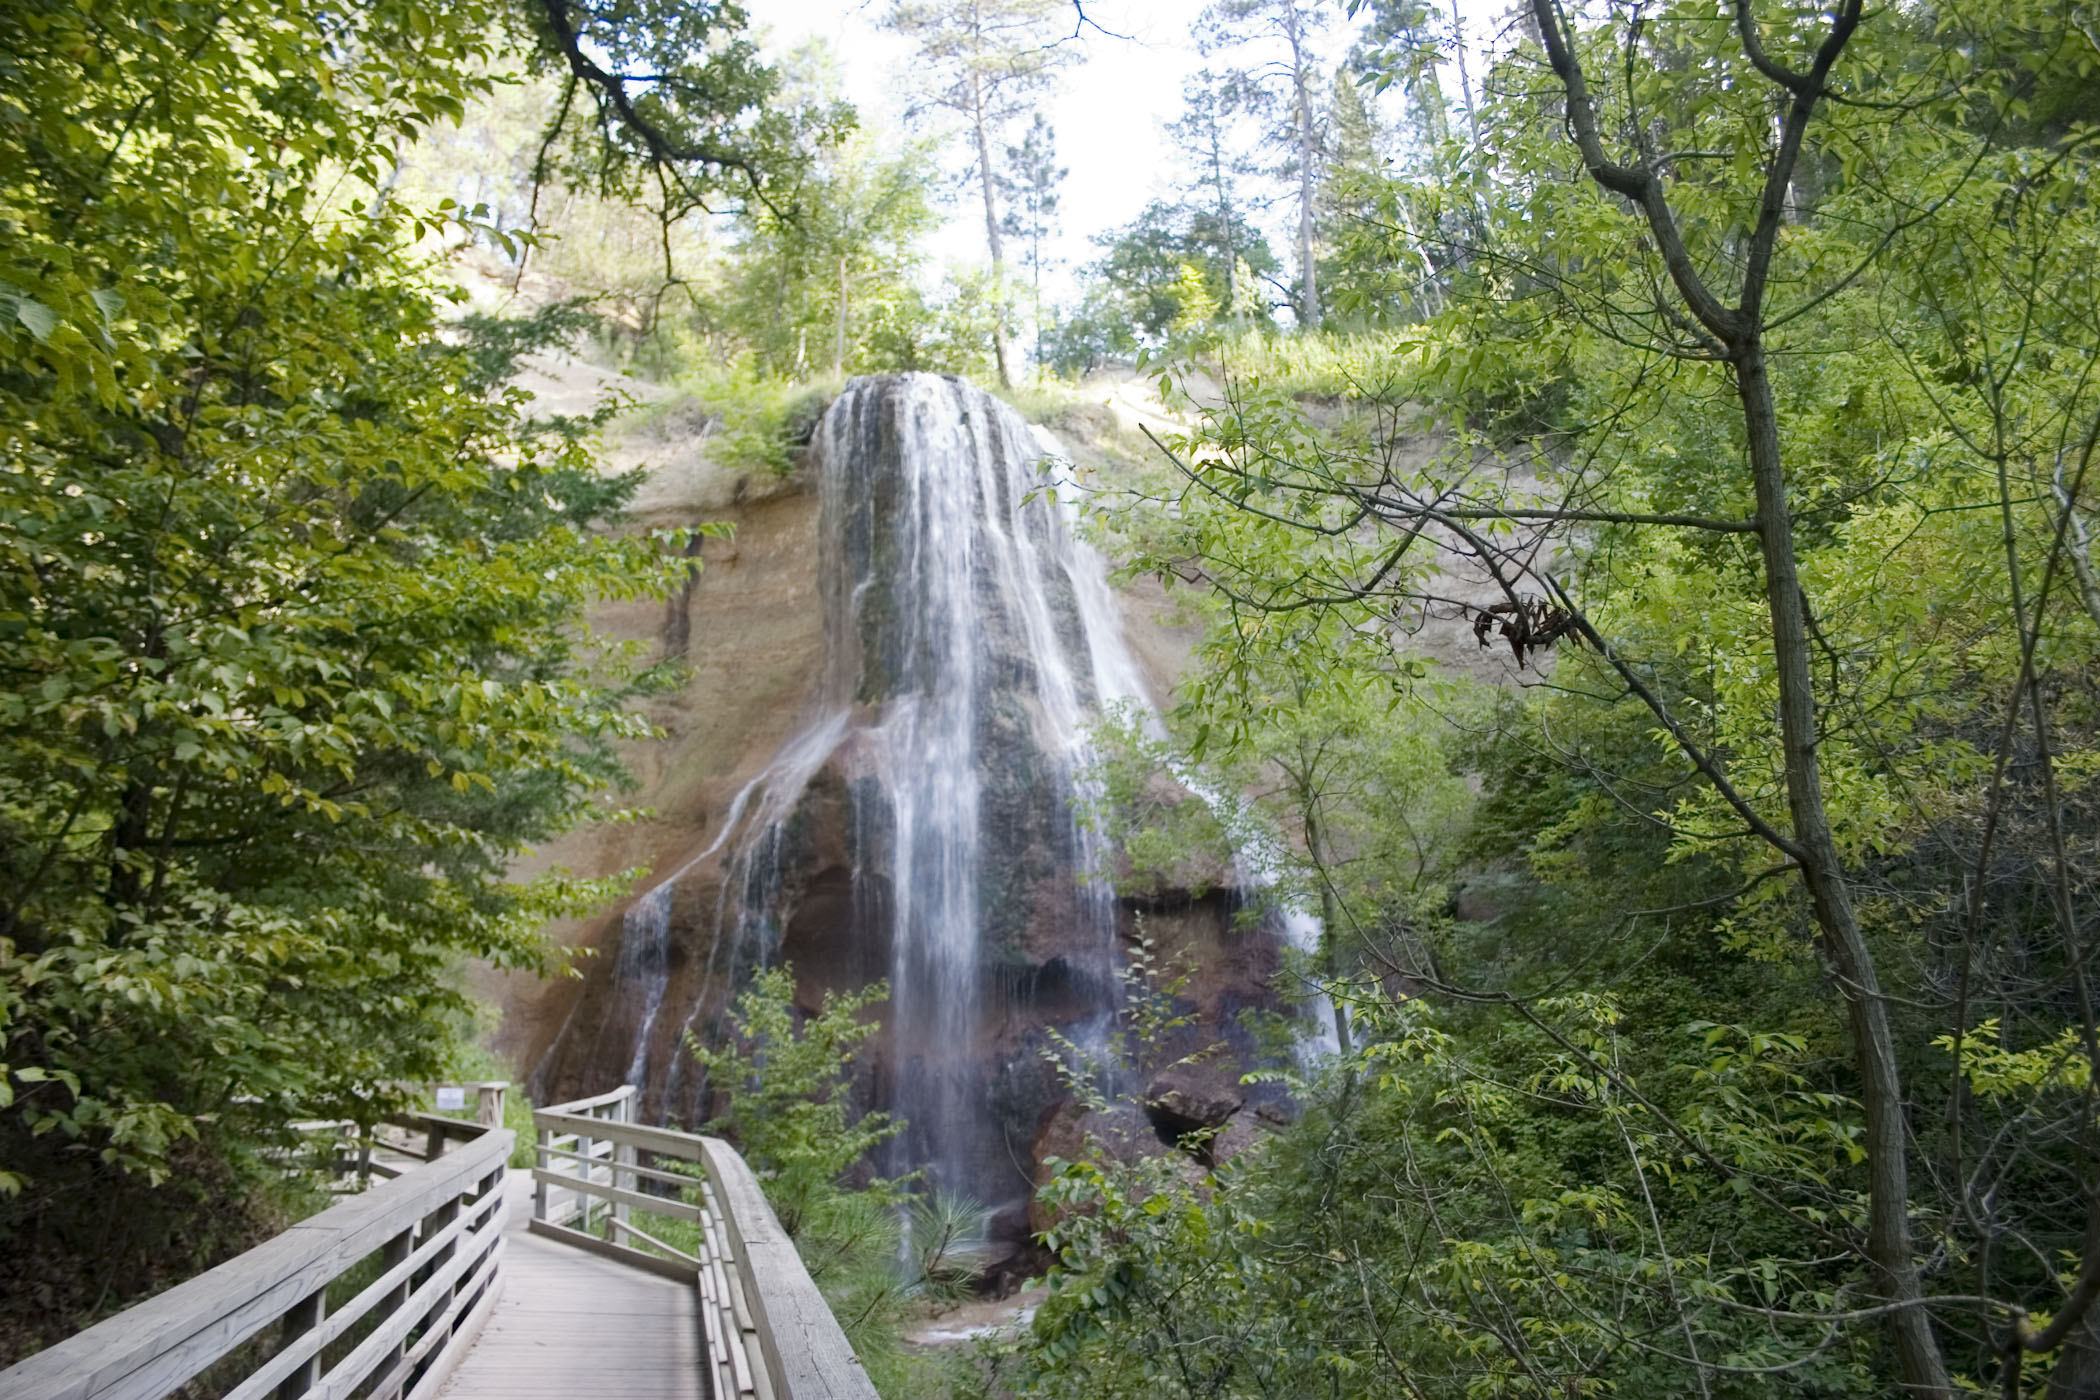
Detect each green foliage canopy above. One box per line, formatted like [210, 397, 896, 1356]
[1020, 0, 2100, 1393]
[0, 0, 685, 1224]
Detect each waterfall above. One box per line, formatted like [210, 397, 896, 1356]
[616, 884, 674, 1086]
[539, 373, 1316, 1216]
[814, 375, 1132, 1193]
[620, 374, 1142, 1201]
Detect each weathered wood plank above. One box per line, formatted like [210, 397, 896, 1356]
[215, 1201, 494, 1400]
[532, 1109, 712, 1163]
[698, 1138, 880, 1400]
[524, 1217, 699, 1283]
[437, 1175, 701, 1400]
[0, 1129, 511, 1400]
[528, 1169, 706, 1224]
[312, 1226, 504, 1400]
[536, 1142, 696, 1190]
[607, 1215, 704, 1266]
[546, 1083, 639, 1115]
[397, 1250, 505, 1400]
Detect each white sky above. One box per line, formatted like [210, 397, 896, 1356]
[747, 0, 1344, 300]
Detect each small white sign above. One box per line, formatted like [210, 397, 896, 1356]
[434, 1086, 467, 1111]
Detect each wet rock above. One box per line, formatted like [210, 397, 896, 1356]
[1027, 1100, 1154, 1235]
[1032, 1099, 1154, 1171]
[511, 374, 1295, 1262]
[1144, 1063, 1245, 1140]
[1210, 1117, 1261, 1168]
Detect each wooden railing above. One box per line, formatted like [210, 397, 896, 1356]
[0, 1112, 510, 1400]
[278, 1083, 507, 1185]
[534, 1086, 879, 1400]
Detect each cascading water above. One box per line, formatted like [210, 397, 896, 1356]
[557, 374, 1143, 1204]
[534, 372, 1314, 1224]
[814, 375, 1135, 1195]
[615, 884, 674, 1086]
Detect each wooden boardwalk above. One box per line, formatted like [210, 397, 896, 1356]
[438, 1171, 705, 1400]
[0, 1096, 875, 1400]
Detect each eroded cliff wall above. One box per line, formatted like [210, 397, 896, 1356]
[485, 370, 1280, 1256]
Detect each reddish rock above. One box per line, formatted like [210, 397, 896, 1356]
[1144, 1062, 1245, 1139]
[1027, 1100, 1156, 1235]
[1210, 1117, 1261, 1168]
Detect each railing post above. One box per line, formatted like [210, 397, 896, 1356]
[576, 1126, 593, 1234]
[474, 1082, 506, 1128]
[534, 1120, 551, 1224]
[612, 1090, 634, 1239]
[375, 1224, 414, 1375]
[274, 1286, 326, 1400]
[419, 1193, 461, 1331]
[0, 1119, 513, 1400]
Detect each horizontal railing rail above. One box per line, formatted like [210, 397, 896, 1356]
[0, 1113, 512, 1400]
[534, 1087, 878, 1400]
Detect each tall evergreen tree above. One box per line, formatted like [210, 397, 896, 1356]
[1196, 0, 1331, 330]
[1166, 70, 1267, 323]
[886, 0, 1078, 386]
[1316, 65, 1416, 324]
[996, 114, 1067, 372]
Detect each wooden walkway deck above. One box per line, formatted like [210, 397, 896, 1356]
[437, 1171, 705, 1400]
[0, 1095, 875, 1400]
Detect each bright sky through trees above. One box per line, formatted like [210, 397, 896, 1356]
[752, 0, 1384, 300]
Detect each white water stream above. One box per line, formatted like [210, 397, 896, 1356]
[572, 374, 1330, 1203]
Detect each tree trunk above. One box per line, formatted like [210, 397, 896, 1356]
[1738, 343, 1952, 1400]
[2047, 1323, 2100, 1399]
[1211, 133, 1241, 321]
[1448, 0, 1483, 157]
[1521, 0, 1950, 1379]
[1304, 804, 1352, 1054]
[1285, 6, 1320, 330]
[834, 253, 849, 378]
[2052, 462, 2100, 632]
[970, 73, 1014, 388]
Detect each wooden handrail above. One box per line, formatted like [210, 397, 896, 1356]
[0, 1115, 512, 1400]
[532, 1088, 878, 1400]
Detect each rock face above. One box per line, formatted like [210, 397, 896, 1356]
[521, 374, 1284, 1241]
[1145, 1063, 1247, 1140]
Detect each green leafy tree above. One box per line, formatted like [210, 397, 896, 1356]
[1315, 64, 1421, 326]
[683, 968, 984, 1395]
[719, 47, 941, 379]
[1036, 0, 2100, 1392]
[520, 0, 841, 222]
[686, 966, 903, 1242]
[0, 0, 725, 1351]
[1073, 201, 1283, 354]
[1196, 0, 1334, 329]
[1164, 70, 1267, 324]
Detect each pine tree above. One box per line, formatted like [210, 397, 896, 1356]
[1196, 0, 1331, 330]
[886, 0, 1078, 386]
[996, 114, 1067, 373]
[1166, 70, 1265, 323]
